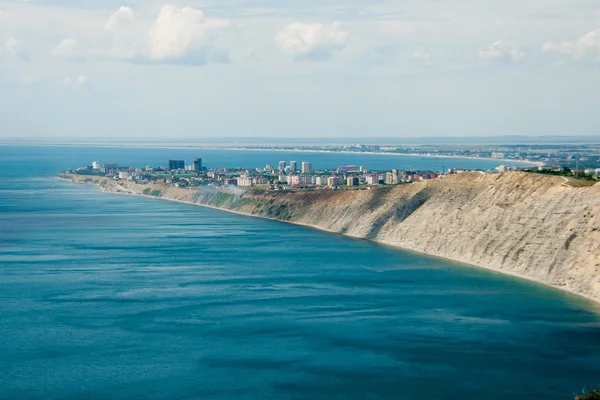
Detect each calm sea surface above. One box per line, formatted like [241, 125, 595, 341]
[1, 145, 599, 400]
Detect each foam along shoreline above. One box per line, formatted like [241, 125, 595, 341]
[58, 172, 600, 307]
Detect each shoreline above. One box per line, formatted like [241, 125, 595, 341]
[192, 146, 543, 167]
[3, 142, 541, 167]
[59, 176, 600, 309]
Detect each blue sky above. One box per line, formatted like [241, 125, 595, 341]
[0, 0, 599, 139]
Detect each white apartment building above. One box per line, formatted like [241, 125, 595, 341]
[237, 176, 254, 187]
[315, 176, 328, 186]
[302, 162, 313, 174]
[366, 174, 379, 185]
[385, 170, 399, 185]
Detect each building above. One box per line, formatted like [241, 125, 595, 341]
[492, 152, 506, 159]
[169, 160, 185, 170]
[290, 161, 297, 172]
[315, 176, 327, 186]
[327, 176, 341, 187]
[192, 157, 202, 171]
[265, 164, 274, 171]
[385, 170, 399, 185]
[366, 174, 379, 185]
[92, 161, 101, 170]
[237, 176, 254, 187]
[118, 171, 130, 179]
[338, 165, 359, 174]
[278, 161, 287, 172]
[103, 164, 118, 174]
[302, 162, 313, 174]
[347, 176, 359, 186]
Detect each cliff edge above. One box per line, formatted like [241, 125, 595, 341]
[60, 172, 600, 303]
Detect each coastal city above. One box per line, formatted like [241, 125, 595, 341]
[67, 154, 600, 192]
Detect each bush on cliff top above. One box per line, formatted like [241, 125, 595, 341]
[575, 388, 600, 400]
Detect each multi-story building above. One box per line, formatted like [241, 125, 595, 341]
[254, 177, 269, 185]
[236, 176, 254, 187]
[385, 170, 399, 185]
[315, 176, 327, 186]
[103, 164, 118, 174]
[366, 174, 379, 185]
[169, 160, 185, 170]
[278, 161, 287, 172]
[290, 161, 297, 172]
[327, 176, 341, 187]
[347, 176, 359, 186]
[92, 161, 101, 170]
[192, 157, 202, 171]
[302, 162, 313, 174]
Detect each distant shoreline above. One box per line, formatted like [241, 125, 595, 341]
[0, 142, 541, 167]
[197, 146, 543, 166]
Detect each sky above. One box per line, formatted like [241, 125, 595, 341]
[0, 0, 599, 140]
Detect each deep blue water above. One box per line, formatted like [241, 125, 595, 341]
[1, 146, 599, 400]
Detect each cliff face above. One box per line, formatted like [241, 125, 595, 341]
[60, 172, 600, 303]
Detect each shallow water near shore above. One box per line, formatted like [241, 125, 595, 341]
[1, 146, 600, 399]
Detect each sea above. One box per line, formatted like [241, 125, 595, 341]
[1, 145, 599, 400]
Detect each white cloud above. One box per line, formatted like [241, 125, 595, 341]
[478, 41, 524, 63]
[51, 38, 85, 62]
[275, 22, 349, 61]
[543, 29, 600, 60]
[59, 75, 88, 87]
[149, 5, 230, 61]
[4, 36, 28, 61]
[104, 5, 230, 65]
[104, 6, 144, 60]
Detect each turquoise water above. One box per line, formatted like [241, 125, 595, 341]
[1, 146, 599, 399]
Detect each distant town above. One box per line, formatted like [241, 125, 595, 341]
[66, 154, 600, 192]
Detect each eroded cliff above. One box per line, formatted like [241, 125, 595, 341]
[60, 172, 600, 303]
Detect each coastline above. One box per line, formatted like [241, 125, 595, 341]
[194, 146, 543, 167]
[58, 175, 600, 308]
[3, 142, 541, 167]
